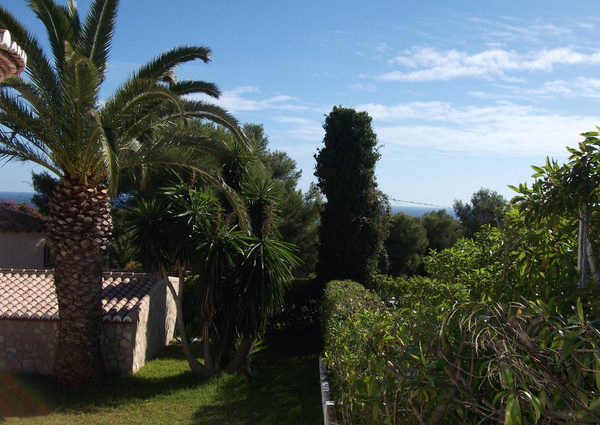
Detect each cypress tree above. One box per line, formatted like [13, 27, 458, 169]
[314, 106, 390, 287]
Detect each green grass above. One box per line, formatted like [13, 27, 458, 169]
[0, 333, 322, 424]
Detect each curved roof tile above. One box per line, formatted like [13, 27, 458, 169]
[0, 269, 166, 322]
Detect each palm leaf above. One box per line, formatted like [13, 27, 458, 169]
[27, 0, 77, 73]
[170, 80, 221, 98]
[134, 45, 212, 81]
[81, 0, 117, 75]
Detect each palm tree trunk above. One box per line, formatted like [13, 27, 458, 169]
[46, 182, 112, 384]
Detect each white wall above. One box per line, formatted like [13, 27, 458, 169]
[0, 232, 47, 269]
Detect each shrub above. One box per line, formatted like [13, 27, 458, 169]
[323, 279, 600, 424]
[268, 278, 322, 334]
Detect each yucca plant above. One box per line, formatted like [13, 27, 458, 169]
[0, 0, 249, 384]
[128, 182, 300, 376]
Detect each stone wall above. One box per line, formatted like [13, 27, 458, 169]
[130, 276, 177, 372]
[0, 277, 177, 375]
[0, 320, 57, 374]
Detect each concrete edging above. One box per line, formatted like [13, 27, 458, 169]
[319, 355, 338, 425]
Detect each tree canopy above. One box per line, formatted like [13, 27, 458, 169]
[314, 106, 390, 287]
[453, 188, 508, 238]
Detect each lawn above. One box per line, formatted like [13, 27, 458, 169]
[0, 333, 322, 424]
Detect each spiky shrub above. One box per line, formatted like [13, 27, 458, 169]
[128, 183, 300, 376]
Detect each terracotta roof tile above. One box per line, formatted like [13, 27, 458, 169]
[0, 206, 46, 232]
[0, 269, 164, 322]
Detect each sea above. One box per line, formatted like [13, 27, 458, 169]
[0, 191, 455, 218]
[0, 191, 34, 205]
[391, 205, 456, 218]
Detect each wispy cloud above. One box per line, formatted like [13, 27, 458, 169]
[376, 47, 600, 82]
[466, 16, 578, 45]
[272, 116, 325, 142]
[188, 86, 306, 112]
[470, 77, 600, 99]
[348, 83, 377, 92]
[355, 101, 600, 157]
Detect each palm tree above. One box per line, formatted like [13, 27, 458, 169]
[0, 0, 249, 384]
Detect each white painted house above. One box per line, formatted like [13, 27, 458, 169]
[0, 205, 49, 269]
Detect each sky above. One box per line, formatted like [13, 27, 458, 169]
[2, 0, 600, 207]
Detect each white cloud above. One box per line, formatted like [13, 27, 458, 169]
[377, 47, 600, 82]
[187, 86, 305, 112]
[354, 101, 600, 157]
[534, 77, 600, 98]
[348, 83, 377, 92]
[273, 116, 325, 142]
[469, 77, 600, 100]
[577, 23, 594, 29]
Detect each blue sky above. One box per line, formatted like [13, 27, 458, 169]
[2, 0, 600, 207]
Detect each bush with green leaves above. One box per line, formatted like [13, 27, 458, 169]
[323, 133, 600, 424]
[425, 209, 580, 307]
[268, 278, 322, 334]
[323, 278, 472, 425]
[323, 279, 600, 424]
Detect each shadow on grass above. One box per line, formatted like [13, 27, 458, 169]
[0, 343, 207, 421]
[192, 333, 322, 425]
[0, 333, 322, 424]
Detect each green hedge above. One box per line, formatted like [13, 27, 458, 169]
[322, 278, 600, 425]
[322, 280, 415, 424]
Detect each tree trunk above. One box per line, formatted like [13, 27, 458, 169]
[226, 336, 255, 375]
[163, 269, 205, 374]
[46, 182, 112, 384]
[578, 206, 600, 286]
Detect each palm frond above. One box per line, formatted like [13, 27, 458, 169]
[87, 109, 118, 192]
[0, 130, 61, 176]
[27, 0, 77, 73]
[181, 100, 250, 150]
[170, 80, 221, 98]
[112, 88, 187, 146]
[134, 45, 212, 82]
[119, 144, 250, 232]
[0, 87, 64, 164]
[81, 0, 117, 75]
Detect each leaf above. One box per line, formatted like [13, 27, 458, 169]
[505, 393, 523, 425]
[589, 397, 600, 411]
[508, 184, 520, 192]
[581, 131, 599, 137]
[502, 365, 514, 388]
[531, 165, 545, 174]
[577, 389, 589, 406]
[522, 391, 542, 424]
[577, 297, 584, 324]
[493, 390, 509, 407]
[559, 330, 585, 365]
[538, 390, 548, 410]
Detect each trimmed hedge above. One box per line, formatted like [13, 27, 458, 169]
[322, 278, 600, 425]
[322, 280, 411, 424]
